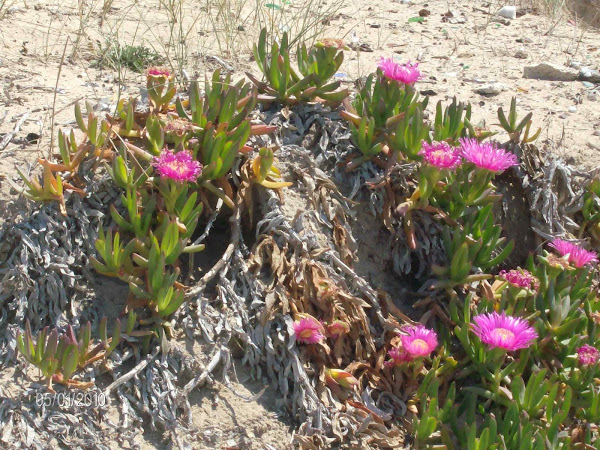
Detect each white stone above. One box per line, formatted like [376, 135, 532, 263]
[498, 6, 517, 19]
[523, 63, 579, 81]
[474, 83, 506, 95]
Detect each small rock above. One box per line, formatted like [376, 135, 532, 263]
[582, 81, 596, 88]
[474, 82, 505, 96]
[349, 42, 374, 52]
[498, 6, 517, 19]
[588, 93, 598, 102]
[516, 37, 533, 43]
[579, 68, 600, 83]
[442, 10, 466, 24]
[514, 48, 528, 59]
[0, 58, 5, 68]
[559, 113, 568, 119]
[237, 25, 245, 31]
[25, 133, 40, 144]
[369, 23, 381, 28]
[523, 63, 579, 81]
[419, 8, 430, 16]
[594, 130, 600, 136]
[568, 106, 577, 113]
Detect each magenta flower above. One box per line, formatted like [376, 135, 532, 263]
[498, 269, 539, 292]
[577, 344, 600, 366]
[458, 138, 518, 173]
[471, 312, 537, 351]
[293, 316, 325, 344]
[400, 325, 438, 358]
[548, 239, 598, 268]
[147, 67, 171, 78]
[385, 347, 411, 367]
[419, 141, 462, 170]
[152, 149, 202, 183]
[378, 58, 422, 84]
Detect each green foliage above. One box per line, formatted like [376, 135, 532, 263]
[497, 97, 541, 143]
[342, 71, 428, 160]
[177, 69, 257, 131]
[16, 319, 120, 389]
[433, 97, 471, 143]
[97, 42, 165, 73]
[250, 28, 348, 104]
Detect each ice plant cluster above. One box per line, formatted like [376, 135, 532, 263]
[471, 312, 537, 351]
[548, 238, 598, 268]
[378, 57, 422, 85]
[14, 30, 600, 449]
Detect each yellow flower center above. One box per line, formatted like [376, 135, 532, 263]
[300, 329, 314, 339]
[165, 160, 187, 175]
[491, 327, 515, 342]
[411, 339, 429, 354]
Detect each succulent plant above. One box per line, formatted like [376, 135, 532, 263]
[248, 28, 348, 105]
[16, 319, 120, 391]
[497, 97, 541, 143]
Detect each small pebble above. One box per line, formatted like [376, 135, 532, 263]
[568, 106, 577, 113]
[582, 81, 595, 88]
[559, 113, 568, 119]
[594, 130, 600, 136]
[514, 49, 528, 59]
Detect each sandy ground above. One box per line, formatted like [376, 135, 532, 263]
[1, 0, 600, 447]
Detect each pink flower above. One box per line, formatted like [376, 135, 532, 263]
[378, 58, 422, 84]
[419, 141, 462, 170]
[385, 347, 411, 367]
[458, 138, 518, 173]
[577, 344, 600, 366]
[147, 67, 171, 77]
[293, 316, 325, 344]
[152, 149, 202, 183]
[471, 311, 537, 351]
[548, 239, 598, 268]
[400, 325, 438, 358]
[498, 269, 539, 291]
[326, 320, 350, 338]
